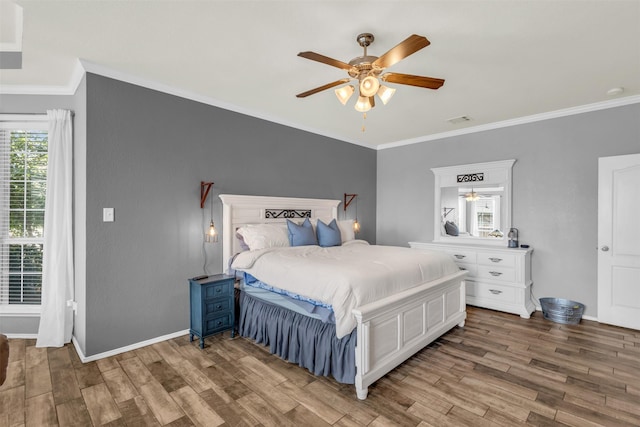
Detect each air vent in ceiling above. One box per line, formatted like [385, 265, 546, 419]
[447, 115, 472, 124]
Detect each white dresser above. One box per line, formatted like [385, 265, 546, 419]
[410, 242, 535, 318]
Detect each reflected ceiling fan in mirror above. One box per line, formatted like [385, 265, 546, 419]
[296, 33, 445, 113]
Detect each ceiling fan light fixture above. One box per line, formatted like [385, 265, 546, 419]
[377, 85, 396, 105]
[359, 75, 380, 97]
[354, 95, 373, 112]
[335, 85, 355, 105]
[465, 188, 480, 201]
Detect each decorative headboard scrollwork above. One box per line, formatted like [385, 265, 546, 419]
[265, 209, 312, 219]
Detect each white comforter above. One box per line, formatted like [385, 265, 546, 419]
[231, 241, 460, 338]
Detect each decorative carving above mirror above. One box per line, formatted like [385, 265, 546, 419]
[432, 159, 515, 246]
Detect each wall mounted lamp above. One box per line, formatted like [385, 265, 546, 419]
[344, 193, 361, 233]
[201, 181, 218, 243]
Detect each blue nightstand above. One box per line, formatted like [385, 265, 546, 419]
[189, 274, 235, 349]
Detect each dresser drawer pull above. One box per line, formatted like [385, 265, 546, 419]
[454, 254, 466, 259]
[216, 304, 223, 310]
[489, 289, 503, 295]
[489, 271, 503, 277]
[489, 257, 503, 263]
[216, 288, 222, 293]
[216, 321, 223, 326]
[459, 266, 467, 270]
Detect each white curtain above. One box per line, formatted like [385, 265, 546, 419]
[469, 200, 478, 237]
[36, 110, 74, 347]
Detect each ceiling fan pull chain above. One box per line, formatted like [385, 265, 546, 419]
[362, 113, 367, 132]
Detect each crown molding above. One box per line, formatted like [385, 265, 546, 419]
[377, 95, 640, 150]
[0, 59, 85, 95]
[2, 57, 638, 150]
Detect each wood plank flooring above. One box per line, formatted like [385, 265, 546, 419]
[1, 307, 639, 426]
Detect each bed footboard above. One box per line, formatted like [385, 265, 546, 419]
[352, 271, 467, 400]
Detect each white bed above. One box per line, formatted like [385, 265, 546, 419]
[220, 194, 467, 400]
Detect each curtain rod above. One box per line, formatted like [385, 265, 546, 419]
[0, 111, 75, 120]
[0, 111, 75, 115]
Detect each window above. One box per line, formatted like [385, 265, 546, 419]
[1, 118, 48, 310]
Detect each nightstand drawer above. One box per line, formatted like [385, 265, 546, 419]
[477, 265, 515, 282]
[204, 313, 233, 335]
[204, 298, 232, 315]
[189, 274, 236, 349]
[204, 280, 233, 299]
[466, 282, 517, 304]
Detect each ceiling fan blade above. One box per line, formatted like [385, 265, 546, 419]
[297, 51, 355, 71]
[372, 34, 430, 70]
[381, 73, 445, 89]
[296, 78, 352, 98]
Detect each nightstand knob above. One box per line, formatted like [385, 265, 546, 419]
[216, 304, 222, 310]
[489, 257, 502, 263]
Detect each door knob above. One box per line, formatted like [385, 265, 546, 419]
[601, 246, 609, 252]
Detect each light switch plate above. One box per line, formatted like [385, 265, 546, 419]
[103, 208, 114, 222]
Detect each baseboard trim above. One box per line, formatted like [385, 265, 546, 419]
[71, 329, 189, 363]
[3, 333, 37, 339]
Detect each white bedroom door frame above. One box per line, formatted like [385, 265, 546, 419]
[597, 153, 640, 330]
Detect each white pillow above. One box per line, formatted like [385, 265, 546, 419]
[338, 219, 356, 242]
[236, 223, 290, 251]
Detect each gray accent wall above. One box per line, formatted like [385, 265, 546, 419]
[377, 103, 640, 318]
[84, 73, 376, 356]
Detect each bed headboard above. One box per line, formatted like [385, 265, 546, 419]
[218, 194, 340, 273]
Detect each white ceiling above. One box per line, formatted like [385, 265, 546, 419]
[1, 0, 639, 148]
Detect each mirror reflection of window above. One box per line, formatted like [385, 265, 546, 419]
[445, 187, 503, 238]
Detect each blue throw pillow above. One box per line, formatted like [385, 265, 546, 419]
[316, 219, 342, 247]
[287, 218, 317, 246]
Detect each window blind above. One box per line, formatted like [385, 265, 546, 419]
[0, 120, 48, 306]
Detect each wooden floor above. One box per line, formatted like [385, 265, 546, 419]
[1, 307, 639, 426]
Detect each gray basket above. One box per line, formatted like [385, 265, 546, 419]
[540, 298, 585, 324]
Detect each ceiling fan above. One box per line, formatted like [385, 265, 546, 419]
[296, 33, 445, 112]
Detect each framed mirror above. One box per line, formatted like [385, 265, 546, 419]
[432, 159, 515, 246]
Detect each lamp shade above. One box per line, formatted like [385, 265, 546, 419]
[354, 95, 374, 112]
[359, 76, 380, 97]
[206, 220, 218, 243]
[335, 85, 355, 105]
[377, 85, 396, 105]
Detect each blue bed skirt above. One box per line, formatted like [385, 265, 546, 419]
[237, 289, 357, 384]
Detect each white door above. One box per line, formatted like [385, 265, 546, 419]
[598, 153, 640, 330]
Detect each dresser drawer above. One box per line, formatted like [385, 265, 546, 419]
[204, 312, 233, 335]
[444, 249, 477, 264]
[204, 298, 232, 316]
[477, 265, 516, 282]
[466, 282, 517, 304]
[204, 280, 233, 299]
[477, 252, 516, 267]
[455, 262, 477, 277]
